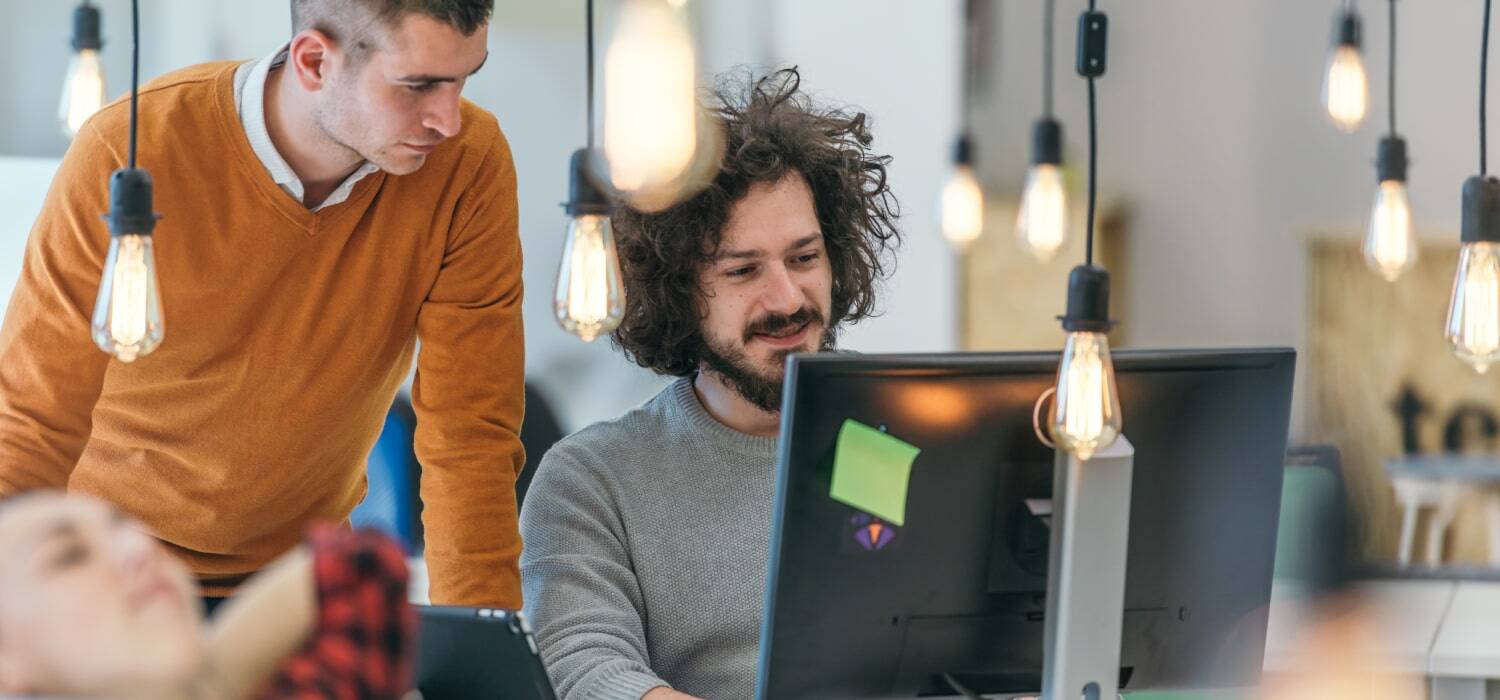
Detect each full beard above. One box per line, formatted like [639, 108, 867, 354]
[699, 307, 837, 414]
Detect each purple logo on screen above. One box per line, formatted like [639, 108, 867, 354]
[851, 513, 896, 551]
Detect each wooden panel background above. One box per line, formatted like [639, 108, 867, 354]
[1309, 239, 1500, 562]
[962, 199, 1128, 352]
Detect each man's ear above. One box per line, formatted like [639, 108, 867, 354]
[286, 28, 339, 92]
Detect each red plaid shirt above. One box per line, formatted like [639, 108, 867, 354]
[258, 527, 416, 699]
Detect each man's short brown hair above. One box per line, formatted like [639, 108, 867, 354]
[291, 0, 492, 59]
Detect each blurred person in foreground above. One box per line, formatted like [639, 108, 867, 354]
[0, 491, 413, 699]
[520, 68, 902, 700]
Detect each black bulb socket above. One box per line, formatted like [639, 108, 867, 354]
[1462, 175, 1500, 244]
[1375, 137, 1408, 184]
[1334, 9, 1362, 50]
[104, 168, 160, 236]
[564, 148, 612, 217]
[1076, 10, 1108, 78]
[952, 134, 974, 167]
[1031, 118, 1063, 166]
[1059, 265, 1115, 333]
[72, 2, 103, 52]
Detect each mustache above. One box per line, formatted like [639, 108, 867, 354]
[743, 306, 823, 342]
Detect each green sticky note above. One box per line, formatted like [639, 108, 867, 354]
[829, 419, 921, 526]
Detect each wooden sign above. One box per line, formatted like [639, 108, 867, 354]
[963, 199, 1128, 352]
[1309, 239, 1500, 562]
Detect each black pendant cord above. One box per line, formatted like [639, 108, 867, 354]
[1084, 0, 1098, 267]
[961, 0, 980, 136]
[1484, 0, 1492, 176]
[1387, 0, 1396, 136]
[586, 0, 596, 149]
[128, 0, 139, 170]
[1043, 0, 1055, 118]
[1086, 77, 1097, 266]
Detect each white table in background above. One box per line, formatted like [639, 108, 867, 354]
[1428, 581, 1500, 699]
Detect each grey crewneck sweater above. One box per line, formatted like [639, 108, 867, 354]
[520, 378, 779, 700]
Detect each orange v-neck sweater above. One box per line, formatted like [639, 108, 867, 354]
[0, 62, 526, 606]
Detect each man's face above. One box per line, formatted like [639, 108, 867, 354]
[698, 173, 835, 412]
[314, 14, 489, 175]
[0, 494, 202, 695]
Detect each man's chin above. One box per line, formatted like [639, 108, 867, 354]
[370, 152, 427, 176]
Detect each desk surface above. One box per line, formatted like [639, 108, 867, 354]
[1263, 579, 1455, 675]
[1266, 577, 1500, 682]
[1429, 581, 1500, 678]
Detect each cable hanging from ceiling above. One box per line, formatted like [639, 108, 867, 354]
[1017, 0, 1068, 263]
[1050, 0, 1121, 461]
[1446, 0, 1500, 373]
[555, 0, 625, 343]
[941, 0, 985, 251]
[1363, 0, 1416, 282]
[90, 0, 164, 363]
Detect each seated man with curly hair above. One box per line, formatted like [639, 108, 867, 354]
[520, 68, 903, 700]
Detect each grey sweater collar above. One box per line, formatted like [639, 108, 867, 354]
[668, 377, 780, 459]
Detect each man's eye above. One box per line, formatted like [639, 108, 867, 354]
[405, 83, 437, 94]
[727, 266, 755, 277]
[50, 543, 88, 570]
[794, 252, 820, 265]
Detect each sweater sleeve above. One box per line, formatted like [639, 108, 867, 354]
[0, 121, 119, 494]
[411, 124, 526, 607]
[520, 446, 672, 700]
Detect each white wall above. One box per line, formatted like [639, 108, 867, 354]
[0, 158, 60, 302]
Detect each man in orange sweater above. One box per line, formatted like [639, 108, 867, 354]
[0, 0, 524, 607]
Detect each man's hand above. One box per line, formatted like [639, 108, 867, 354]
[643, 687, 703, 700]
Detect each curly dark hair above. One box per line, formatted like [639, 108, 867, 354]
[610, 68, 902, 377]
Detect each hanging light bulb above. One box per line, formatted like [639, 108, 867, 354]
[1017, 119, 1068, 261]
[603, 0, 699, 199]
[92, 0, 162, 362]
[1446, 177, 1500, 373]
[1051, 266, 1121, 461]
[1049, 8, 1120, 461]
[60, 1, 106, 138]
[941, 135, 984, 250]
[555, 151, 624, 342]
[1364, 137, 1416, 281]
[92, 170, 163, 362]
[1323, 9, 1368, 133]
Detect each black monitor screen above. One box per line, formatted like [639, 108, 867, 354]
[756, 348, 1296, 699]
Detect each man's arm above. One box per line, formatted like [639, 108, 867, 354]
[204, 528, 415, 699]
[0, 122, 118, 493]
[412, 125, 526, 607]
[521, 447, 682, 700]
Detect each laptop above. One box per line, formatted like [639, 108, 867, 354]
[416, 606, 559, 700]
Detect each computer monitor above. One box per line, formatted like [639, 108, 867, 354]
[756, 348, 1296, 699]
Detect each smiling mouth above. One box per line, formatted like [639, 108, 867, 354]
[760, 321, 809, 340]
[753, 321, 816, 349]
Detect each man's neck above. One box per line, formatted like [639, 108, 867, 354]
[264, 63, 364, 208]
[692, 371, 781, 439]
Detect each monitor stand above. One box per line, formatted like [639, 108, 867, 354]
[1041, 436, 1134, 700]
